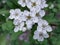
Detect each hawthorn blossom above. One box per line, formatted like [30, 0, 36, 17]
[8, 0, 53, 42]
[38, 19, 52, 32]
[9, 9, 22, 19]
[33, 30, 49, 41]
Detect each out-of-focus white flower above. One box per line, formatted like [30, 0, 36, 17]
[2, 0, 6, 4]
[33, 30, 49, 41]
[9, 9, 22, 19]
[49, 4, 54, 9]
[2, 14, 5, 16]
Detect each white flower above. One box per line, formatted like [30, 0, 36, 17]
[37, 19, 52, 32]
[9, 9, 22, 19]
[26, 0, 41, 9]
[33, 30, 49, 41]
[14, 22, 26, 32]
[18, 0, 26, 7]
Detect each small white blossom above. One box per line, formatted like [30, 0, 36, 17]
[37, 19, 52, 32]
[33, 30, 49, 41]
[9, 9, 22, 19]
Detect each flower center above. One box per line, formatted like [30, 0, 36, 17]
[15, 13, 19, 16]
[23, 0, 25, 2]
[39, 33, 43, 36]
[42, 25, 46, 28]
[27, 16, 31, 19]
[32, 3, 36, 6]
[36, 13, 39, 16]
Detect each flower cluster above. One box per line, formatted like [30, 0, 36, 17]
[9, 0, 52, 41]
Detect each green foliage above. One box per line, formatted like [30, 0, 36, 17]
[2, 21, 14, 31]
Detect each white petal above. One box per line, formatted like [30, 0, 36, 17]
[33, 34, 39, 39]
[45, 26, 52, 32]
[13, 19, 19, 25]
[26, 24, 32, 30]
[27, 2, 32, 9]
[21, 3, 26, 7]
[32, 17, 39, 23]
[37, 26, 42, 31]
[38, 36, 44, 41]
[39, 10, 45, 17]
[14, 26, 19, 32]
[9, 14, 14, 19]
[43, 33, 49, 38]
[34, 30, 40, 34]
[10, 9, 14, 14]
[22, 27, 27, 32]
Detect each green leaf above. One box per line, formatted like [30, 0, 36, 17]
[6, 1, 15, 8]
[0, 9, 9, 18]
[2, 21, 14, 31]
[0, 10, 9, 14]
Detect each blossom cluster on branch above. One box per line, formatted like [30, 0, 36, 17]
[8, 0, 52, 41]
